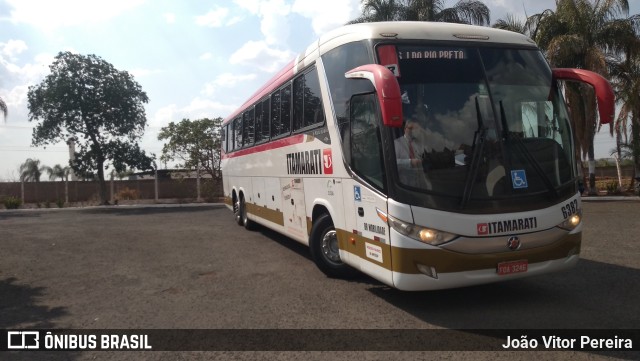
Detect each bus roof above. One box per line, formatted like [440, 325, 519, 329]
[223, 21, 536, 125]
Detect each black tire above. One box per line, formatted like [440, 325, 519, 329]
[233, 195, 243, 226]
[309, 214, 355, 278]
[241, 195, 257, 231]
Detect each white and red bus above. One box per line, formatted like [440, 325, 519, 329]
[220, 22, 614, 291]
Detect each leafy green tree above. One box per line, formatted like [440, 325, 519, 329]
[349, 0, 490, 25]
[27, 51, 154, 204]
[158, 117, 223, 179]
[532, 0, 636, 194]
[19, 158, 46, 182]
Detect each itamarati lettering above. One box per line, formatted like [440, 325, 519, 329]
[479, 217, 538, 235]
[287, 149, 323, 175]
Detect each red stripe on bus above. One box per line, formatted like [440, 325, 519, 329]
[221, 134, 305, 159]
[223, 60, 296, 125]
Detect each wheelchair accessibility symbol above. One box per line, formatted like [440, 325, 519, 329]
[511, 170, 528, 189]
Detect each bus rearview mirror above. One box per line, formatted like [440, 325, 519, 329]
[345, 64, 403, 128]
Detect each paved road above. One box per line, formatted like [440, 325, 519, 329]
[0, 201, 638, 360]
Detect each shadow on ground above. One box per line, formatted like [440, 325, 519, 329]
[0, 277, 80, 360]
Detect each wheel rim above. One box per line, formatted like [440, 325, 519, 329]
[321, 229, 341, 264]
[234, 199, 241, 222]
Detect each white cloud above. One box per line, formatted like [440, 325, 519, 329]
[128, 68, 164, 78]
[196, 7, 231, 27]
[292, 0, 361, 35]
[1, 40, 28, 60]
[213, 73, 257, 87]
[199, 52, 213, 61]
[149, 98, 237, 129]
[149, 104, 179, 129]
[5, 0, 146, 30]
[163, 12, 176, 24]
[234, 0, 291, 44]
[229, 40, 293, 72]
[202, 73, 257, 96]
[0, 51, 55, 122]
[233, 0, 261, 15]
[183, 97, 237, 119]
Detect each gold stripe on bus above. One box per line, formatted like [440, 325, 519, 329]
[336, 229, 393, 270]
[246, 203, 285, 227]
[223, 196, 233, 206]
[337, 229, 580, 274]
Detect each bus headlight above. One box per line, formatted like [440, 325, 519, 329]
[557, 210, 582, 231]
[380, 210, 457, 246]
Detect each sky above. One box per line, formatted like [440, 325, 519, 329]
[1, 0, 638, 181]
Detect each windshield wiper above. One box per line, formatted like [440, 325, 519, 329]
[499, 101, 558, 198]
[460, 97, 487, 209]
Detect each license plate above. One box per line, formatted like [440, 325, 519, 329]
[497, 259, 528, 275]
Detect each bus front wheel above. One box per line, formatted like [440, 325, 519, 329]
[309, 214, 354, 278]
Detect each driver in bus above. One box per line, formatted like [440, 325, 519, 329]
[395, 116, 430, 188]
[395, 108, 462, 188]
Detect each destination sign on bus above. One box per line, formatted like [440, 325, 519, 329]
[400, 49, 467, 60]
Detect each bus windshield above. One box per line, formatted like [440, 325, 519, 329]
[383, 44, 575, 212]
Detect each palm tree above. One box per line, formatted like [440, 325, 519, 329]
[0, 96, 7, 121]
[532, 0, 636, 195]
[404, 0, 489, 25]
[348, 0, 405, 23]
[45, 164, 71, 181]
[349, 0, 490, 25]
[19, 158, 46, 182]
[608, 21, 640, 183]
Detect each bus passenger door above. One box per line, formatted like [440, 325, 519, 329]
[345, 93, 393, 285]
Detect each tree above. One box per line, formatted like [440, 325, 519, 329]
[0, 96, 7, 121]
[348, 0, 405, 23]
[608, 24, 640, 182]
[349, 0, 490, 25]
[19, 158, 46, 182]
[158, 118, 223, 180]
[44, 164, 71, 181]
[532, 0, 636, 195]
[27, 51, 154, 204]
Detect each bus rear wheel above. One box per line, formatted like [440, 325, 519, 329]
[234, 196, 243, 226]
[309, 214, 354, 278]
[240, 196, 257, 230]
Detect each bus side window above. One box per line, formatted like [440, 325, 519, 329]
[304, 68, 325, 127]
[281, 84, 292, 135]
[350, 93, 385, 190]
[233, 117, 242, 150]
[293, 75, 304, 131]
[254, 101, 264, 143]
[293, 67, 325, 132]
[243, 108, 255, 147]
[271, 90, 281, 137]
[221, 127, 226, 153]
[260, 98, 270, 141]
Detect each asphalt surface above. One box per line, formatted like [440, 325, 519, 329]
[0, 200, 638, 360]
